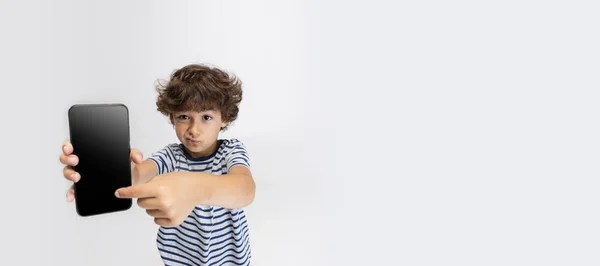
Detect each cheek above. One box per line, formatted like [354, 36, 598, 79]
[174, 125, 186, 135]
[213, 122, 224, 131]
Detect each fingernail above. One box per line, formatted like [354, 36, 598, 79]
[70, 173, 79, 181]
[67, 156, 76, 164]
[115, 191, 120, 198]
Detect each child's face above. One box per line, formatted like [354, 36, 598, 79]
[171, 109, 227, 158]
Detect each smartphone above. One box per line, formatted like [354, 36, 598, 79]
[68, 103, 132, 217]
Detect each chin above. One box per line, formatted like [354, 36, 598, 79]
[183, 143, 203, 151]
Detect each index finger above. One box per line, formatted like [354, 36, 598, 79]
[115, 183, 158, 199]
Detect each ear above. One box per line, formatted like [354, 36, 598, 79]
[221, 121, 228, 128]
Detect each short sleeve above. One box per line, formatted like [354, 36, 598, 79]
[148, 145, 177, 175]
[225, 140, 251, 172]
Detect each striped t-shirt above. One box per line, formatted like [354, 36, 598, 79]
[148, 139, 252, 266]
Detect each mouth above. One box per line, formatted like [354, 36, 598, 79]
[186, 138, 201, 144]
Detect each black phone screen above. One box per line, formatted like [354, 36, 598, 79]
[68, 104, 132, 216]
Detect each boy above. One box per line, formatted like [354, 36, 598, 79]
[59, 64, 256, 265]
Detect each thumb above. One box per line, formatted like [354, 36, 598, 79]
[130, 148, 143, 164]
[115, 183, 156, 199]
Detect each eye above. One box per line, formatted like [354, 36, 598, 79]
[176, 115, 190, 120]
[203, 115, 213, 121]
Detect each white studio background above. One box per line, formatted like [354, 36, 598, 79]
[1, 1, 599, 265]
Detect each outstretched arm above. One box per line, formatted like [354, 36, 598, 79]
[190, 165, 256, 209]
[115, 166, 255, 227]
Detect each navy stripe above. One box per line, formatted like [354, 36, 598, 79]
[192, 209, 234, 220]
[176, 158, 211, 166]
[209, 237, 250, 256]
[158, 233, 250, 265]
[158, 226, 250, 254]
[227, 155, 248, 165]
[179, 149, 227, 165]
[239, 154, 250, 162]
[229, 152, 248, 160]
[158, 238, 204, 264]
[195, 206, 225, 212]
[174, 142, 247, 167]
[180, 153, 225, 166]
[158, 246, 193, 266]
[154, 153, 170, 173]
[189, 211, 239, 226]
[159, 230, 208, 251]
[158, 228, 250, 259]
[185, 214, 243, 227]
[165, 147, 177, 168]
[162, 257, 190, 266]
[160, 155, 170, 173]
[208, 230, 250, 250]
[217, 252, 251, 266]
[171, 144, 249, 169]
[180, 217, 247, 237]
[230, 151, 246, 156]
[177, 164, 227, 173]
[160, 225, 249, 250]
[211, 155, 227, 166]
[219, 257, 251, 266]
[160, 227, 209, 246]
[163, 220, 248, 242]
[229, 156, 249, 165]
[151, 157, 165, 174]
[173, 151, 187, 162]
[209, 243, 251, 265]
[174, 222, 249, 243]
[159, 224, 249, 247]
[176, 149, 227, 165]
[232, 156, 250, 165]
[158, 150, 173, 165]
[183, 215, 246, 232]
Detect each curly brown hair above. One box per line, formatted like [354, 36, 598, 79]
[155, 64, 243, 130]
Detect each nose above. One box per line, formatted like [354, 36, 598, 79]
[188, 122, 202, 137]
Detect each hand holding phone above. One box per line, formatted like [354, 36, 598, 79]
[60, 141, 144, 201]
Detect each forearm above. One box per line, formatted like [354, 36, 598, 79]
[183, 172, 256, 209]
